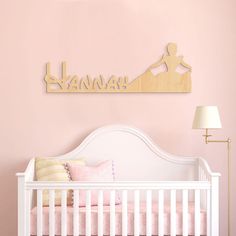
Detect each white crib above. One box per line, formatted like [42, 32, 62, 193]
[16, 125, 220, 236]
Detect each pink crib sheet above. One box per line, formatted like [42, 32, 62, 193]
[31, 201, 206, 235]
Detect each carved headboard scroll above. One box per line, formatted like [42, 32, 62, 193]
[55, 125, 197, 181]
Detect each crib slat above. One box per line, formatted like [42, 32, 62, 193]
[170, 190, 176, 236]
[207, 189, 210, 236]
[146, 190, 152, 236]
[49, 190, 55, 236]
[37, 189, 43, 236]
[182, 190, 188, 236]
[158, 190, 164, 236]
[61, 190, 67, 236]
[110, 190, 116, 236]
[98, 190, 104, 236]
[73, 190, 79, 236]
[122, 190, 128, 236]
[195, 189, 201, 236]
[134, 190, 140, 236]
[86, 190, 91, 236]
[26, 190, 31, 236]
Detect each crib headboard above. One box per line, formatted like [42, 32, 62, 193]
[53, 125, 197, 181]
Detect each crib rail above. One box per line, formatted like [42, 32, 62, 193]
[23, 181, 212, 236]
[26, 180, 210, 190]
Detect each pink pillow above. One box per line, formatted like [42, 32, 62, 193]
[66, 160, 120, 206]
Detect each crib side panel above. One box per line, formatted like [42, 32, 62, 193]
[26, 181, 212, 236]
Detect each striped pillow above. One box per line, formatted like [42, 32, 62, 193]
[35, 158, 85, 206]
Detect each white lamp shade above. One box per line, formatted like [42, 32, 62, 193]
[192, 106, 222, 129]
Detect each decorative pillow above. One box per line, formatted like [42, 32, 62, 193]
[66, 160, 120, 206]
[35, 157, 85, 206]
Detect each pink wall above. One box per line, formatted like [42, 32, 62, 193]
[0, 0, 235, 235]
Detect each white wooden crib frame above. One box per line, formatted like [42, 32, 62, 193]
[16, 125, 220, 236]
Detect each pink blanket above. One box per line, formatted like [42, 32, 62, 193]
[31, 201, 206, 235]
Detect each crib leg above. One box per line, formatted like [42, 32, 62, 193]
[211, 176, 220, 236]
[17, 174, 26, 236]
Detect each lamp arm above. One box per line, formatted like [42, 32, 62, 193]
[203, 129, 231, 144]
[207, 138, 231, 143]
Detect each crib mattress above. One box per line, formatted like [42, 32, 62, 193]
[31, 201, 206, 235]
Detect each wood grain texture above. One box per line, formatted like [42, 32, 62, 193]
[45, 43, 192, 93]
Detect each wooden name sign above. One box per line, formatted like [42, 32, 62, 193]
[44, 43, 192, 93]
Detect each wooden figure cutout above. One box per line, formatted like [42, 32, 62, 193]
[129, 43, 192, 92]
[45, 43, 192, 93]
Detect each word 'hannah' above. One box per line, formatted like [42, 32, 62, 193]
[44, 62, 129, 93]
[44, 43, 192, 93]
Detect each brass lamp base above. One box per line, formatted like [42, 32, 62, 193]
[202, 128, 231, 236]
